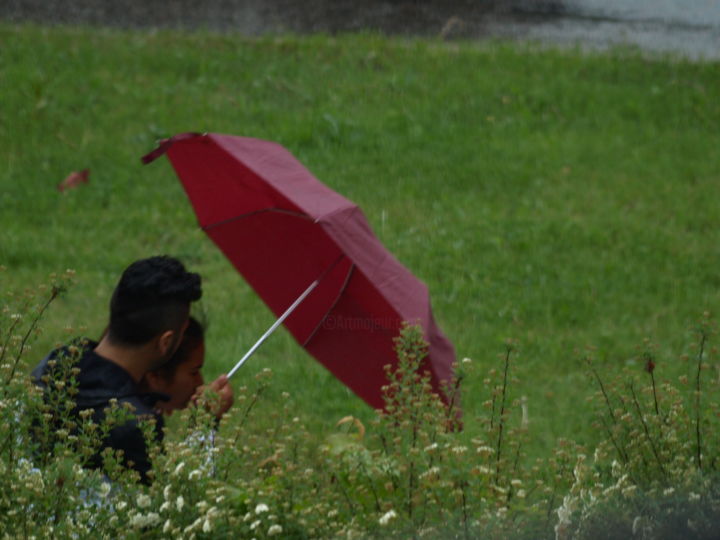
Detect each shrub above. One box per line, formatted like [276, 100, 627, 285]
[556, 314, 720, 539]
[3, 272, 720, 539]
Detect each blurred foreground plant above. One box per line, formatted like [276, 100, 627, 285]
[556, 313, 720, 539]
[318, 324, 548, 539]
[5, 272, 719, 539]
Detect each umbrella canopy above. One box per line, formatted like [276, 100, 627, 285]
[142, 132, 456, 410]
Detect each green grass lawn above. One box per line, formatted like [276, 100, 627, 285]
[2, 23, 720, 456]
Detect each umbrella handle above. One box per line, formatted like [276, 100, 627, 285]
[227, 278, 319, 379]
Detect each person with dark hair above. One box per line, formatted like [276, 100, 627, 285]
[31, 255, 212, 483]
[141, 316, 233, 419]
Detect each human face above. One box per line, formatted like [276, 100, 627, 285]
[155, 342, 205, 414]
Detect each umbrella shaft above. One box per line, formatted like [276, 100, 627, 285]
[227, 278, 320, 379]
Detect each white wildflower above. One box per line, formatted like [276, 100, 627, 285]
[116, 501, 128, 511]
[622, 485, 637, 498]
[130, 512, 160, 528]
[176, 496, 185, 511]
[556, 494, 577, 526]
[603, 485, 618, 497]
[451, 446, 468, 455]
[174, 462, 185, 476]
[663, 487, 675, 496]
[163, 485, 172, 500]
[163, 519, 172, 533]
[243, 512, 253, 522]
[492, 485, 508, 495]
[255, 503, 269, 514]
[476, 445, 495, 456]
[160, 501, 171, 513]
[268, 524, 283, 536]
[188, 469, 202, 481]
[327, 509, 339, 518]
[184, 517, 203, 534]
[689, 492, 701, 502]
[424, 443, 438, 452]
[202, 519, 212, 533]
[137, 494, 151, 509]
[420, 466, 440, 480]
[462, 357, 472, 364]
[99, 482, 111, 498]
[379, 510, 397, 526]
[250, 520, 261, 530]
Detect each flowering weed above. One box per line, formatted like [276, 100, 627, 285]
[3, 274, 720, 539]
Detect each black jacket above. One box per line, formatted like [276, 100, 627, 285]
[31, 339, 166, 483]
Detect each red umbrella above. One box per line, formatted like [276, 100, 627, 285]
[142, 133, 456, 410]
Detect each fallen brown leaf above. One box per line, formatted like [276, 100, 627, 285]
[57, 169, 90, 192]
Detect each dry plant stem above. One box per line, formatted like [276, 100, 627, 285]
[333, 472, 357, 514]
[0, 295, 37, 365]
[495, 344, 512, 484]
[407, 427, 417, 517]
[379, 433, 400, 492]
[650, 370, 660, 414]
[7, 286, 60, 383]
[445, 374, 463, 430]
[490, 384, 497, 431]
[222, 385, 267, 481]
[695, 329, 706, 470]
[647, 360, 660, 416]
[234, 384, 267, 434]
[614, 391, 638, 459]
[509, 440, 523, 499]
[599, 414, 629, 465]
[0, 314, 21, 366]
[359, 461, 382, 512]
[629, 381, 666, 480]
[586, 357, 616, 423]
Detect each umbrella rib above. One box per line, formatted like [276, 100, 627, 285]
[202, 208, 313, 231]
[301, 263, 356, 347]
